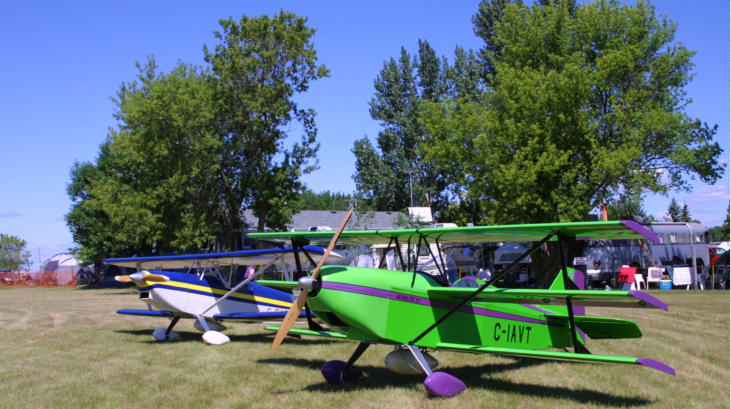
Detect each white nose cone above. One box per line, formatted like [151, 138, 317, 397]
[202, 331, 230, 345]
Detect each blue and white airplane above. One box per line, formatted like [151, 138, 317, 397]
[106, 246, 338, 345]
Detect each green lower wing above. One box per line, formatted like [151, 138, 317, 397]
[436, 342, 675, 375]
[256, 280, 299, 290]
[263, 326, 349, 339]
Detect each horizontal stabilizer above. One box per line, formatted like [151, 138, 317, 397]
[425, 288, 668, 311]
[548, 315, 643, 339]
[436, 342, 675, 376]
[264, 326, 349, 339]
[117, 309, 177, 317]
[213, 311, 305, 319]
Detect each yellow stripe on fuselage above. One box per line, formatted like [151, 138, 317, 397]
[137, 277, 293, 308]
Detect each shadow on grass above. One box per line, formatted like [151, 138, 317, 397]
[260, 356, 651, 407]
[113, 328, 339, 346]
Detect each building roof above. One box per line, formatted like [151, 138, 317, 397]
[241, 209, 405, 232]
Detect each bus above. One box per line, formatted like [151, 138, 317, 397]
[583, 222, 709, 287]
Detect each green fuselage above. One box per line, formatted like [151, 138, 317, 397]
[309, 265, 575, 350]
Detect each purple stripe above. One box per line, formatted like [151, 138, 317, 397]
[621, 220, 661, 244]
[522, 304, 556, 315]
[322, 281, 552, 326]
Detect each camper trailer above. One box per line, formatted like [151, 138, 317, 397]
[583, 222, 709, 287]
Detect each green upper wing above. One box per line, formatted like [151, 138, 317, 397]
[248, 220, 660, 246]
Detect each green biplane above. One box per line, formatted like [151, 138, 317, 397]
[251, 212, 674, 397]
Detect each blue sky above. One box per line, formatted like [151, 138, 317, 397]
[1, 1, 728, 269]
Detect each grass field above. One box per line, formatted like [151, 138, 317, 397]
[0, 287, 728, 409]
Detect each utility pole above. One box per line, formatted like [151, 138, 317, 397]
[405, 169, 415, 207]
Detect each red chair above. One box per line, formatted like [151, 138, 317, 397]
[618, 266, 637, 286]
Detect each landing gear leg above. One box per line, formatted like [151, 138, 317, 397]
[152, 316, 180, 341]
[405, 344, 465, 397]
[321, 342, 369, 383]
[196, 315, 230, 345]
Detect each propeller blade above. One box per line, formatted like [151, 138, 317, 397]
[270, 209, 352, 352]
[142, 274, 168, 282]
[115, 272, 168, 283]
[270, 291, 309, 352]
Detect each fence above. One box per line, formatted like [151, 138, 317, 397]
[0, 270, 78, 287]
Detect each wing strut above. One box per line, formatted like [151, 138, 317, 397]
[394, 238, 408, 272]
[557, 233, 590, 354]
[423, 235, 449, 285]
[199, 258, 279, 317]
[291, 241, 306, 280]
[377, 237, 395, 269]
[409, 231, 557, 345]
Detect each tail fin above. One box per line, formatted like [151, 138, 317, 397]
[548, 267, 585, 290]
[544, 267, 586, 316]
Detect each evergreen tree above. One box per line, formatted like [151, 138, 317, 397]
[667, 198, 682, 222]
[353, 41, 452, 214]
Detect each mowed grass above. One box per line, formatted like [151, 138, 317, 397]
[0, 287, 728, 409]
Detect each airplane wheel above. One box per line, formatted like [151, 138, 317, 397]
[321, 360, 363, 383]
[424, 371, 465, 397]
[152, 328, 179, 342]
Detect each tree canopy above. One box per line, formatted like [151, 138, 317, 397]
[0, 234, 31, 271]
[419, 0, 724, 224]
[66, 11, 327, 265]
[352, 40, 481, 217]
[300, 190, 356, 211]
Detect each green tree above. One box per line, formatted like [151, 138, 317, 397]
[300, 190, 355, 211]
[472, 0, 521, 83]
[204, 12, 328, 241]
[667, 198, 682, 222]
[605, 193, 654, 222]
[679, 203, 695, 223]
[353, 41, 452, 214]
[66, 11, 328, 264]
[0, 234, 31, 271]
[66, 157, 135, 264]
[67, 60, 220, 262]
[420, 0, 724, 225]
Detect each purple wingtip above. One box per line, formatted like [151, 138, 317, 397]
[638, 358, 676, 376]
[621, 220, 661, 244]
[629, 290, 669, 311]
[424, 372, 466, 397]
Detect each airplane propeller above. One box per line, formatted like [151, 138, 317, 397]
[270, 209, 352, 352]
[115, 272, 169, 283]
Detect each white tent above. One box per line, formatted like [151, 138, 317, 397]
[38, 253, 80, 285]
